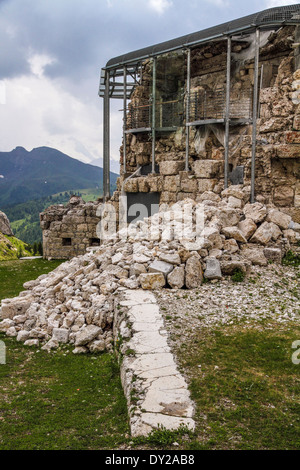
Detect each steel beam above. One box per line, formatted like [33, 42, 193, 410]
[251, 28, 260, 204]
[123, 66, 127, 175]
[151, 57, 157, 174]
[103, 69, 110, 200]
[185, 49, 191, 172]
[224, 36, 231, 189]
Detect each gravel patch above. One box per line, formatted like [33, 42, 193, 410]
[156, 264, 300, 349]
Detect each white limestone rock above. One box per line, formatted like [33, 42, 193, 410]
[241, 247, 268, 266]
[149, 260, 174, 278]
[159, 252, 181, 266]
[75, 325, 103, 347]
[222, 226, 248, 244]
[267, 209, 292, 230]
[204, 257, 222, 280]
[250, 222, 274, 245]
[167, 266, 185, 289]
[16, 330, 31, 342]
[238, 218, 257, 240]
[185, 255, 203, 288]
[139, 273, 166, 290]
[243, 203, 267, 224]
[52, 328, 69, 344]
[0, 319, 15, 332]
[0, 297, 32, 320]
[24, 339, 39, 347]
[88, 339, 106, 353]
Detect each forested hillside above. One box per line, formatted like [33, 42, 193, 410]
[0, 146, 118, 206]
[4, 190, 97, 245]
[0, 146, 118, 245]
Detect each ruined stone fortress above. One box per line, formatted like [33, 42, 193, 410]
[41, 5, 300, 260]
[3, 6, 300, 437]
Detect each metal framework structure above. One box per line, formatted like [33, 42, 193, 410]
[99, 5, 300, 201]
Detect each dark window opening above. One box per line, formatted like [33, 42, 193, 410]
[140, 164, 159, 175]
[89, 238, 100, 247]
[229, 165, 244, 185]
[127, 192, 160, 224]
[62, 238, 72, 246]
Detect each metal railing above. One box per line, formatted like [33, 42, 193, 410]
[124, 89, 253, 131]
[188, 88, 253, 123]
[126, 101, 151, 131]
[125, 98, 184, 131]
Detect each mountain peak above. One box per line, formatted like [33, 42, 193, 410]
[0, 146, 118, 206]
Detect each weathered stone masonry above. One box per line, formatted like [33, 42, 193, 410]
[115, 24, 300, 223]
[40, 196, 102, 260]
[4, 7, 300, 438]
[41, 7, 300, 259]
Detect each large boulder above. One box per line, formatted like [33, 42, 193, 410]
[0, 211, 13, 236]
[139, 273, 166, 290]
[185, 255, 203, 288]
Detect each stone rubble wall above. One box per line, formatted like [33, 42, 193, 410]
[116, 25, 300, 222]
[2, 186, 300, 355]
[40, 27, 300, 261]
[40, 196, 102, 260]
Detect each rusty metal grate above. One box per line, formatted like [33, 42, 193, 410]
[126, 101, 151, 130]
[125, 98, 184, 131]
[188, 89, 253, 122]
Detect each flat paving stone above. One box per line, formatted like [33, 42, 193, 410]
[115, 289, 195, 437]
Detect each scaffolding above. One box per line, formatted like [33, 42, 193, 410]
[187, 88, 253, 124]
[99, 5, 300, 201]
[125, 98, 184, 133]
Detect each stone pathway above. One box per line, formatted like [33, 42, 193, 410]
[114, 289, 195, 437]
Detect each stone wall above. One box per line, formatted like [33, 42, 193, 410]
[116, 25, 300, 222]
[40, 196, 101, 260]
[41, 26, 300, 260]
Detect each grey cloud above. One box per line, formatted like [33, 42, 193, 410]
[0, 0, 191, 84]
[0, 0, 266, 84]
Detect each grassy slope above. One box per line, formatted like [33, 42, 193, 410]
[180, 324, 300, 450]
[0, 259, 63, 300]
[0, 336, 129, 450]
[0, 259, 128, 450]
[0, 233, 32, 261]
[0, 259, 299, 450]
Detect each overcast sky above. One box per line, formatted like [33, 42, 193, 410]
[0, 0, 298, 173]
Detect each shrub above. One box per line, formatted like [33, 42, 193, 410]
[282, 250, 300, 268]
[231, 268, 245, 283]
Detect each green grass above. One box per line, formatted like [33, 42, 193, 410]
[0, 336, 129, 450]
[0, 259, 64, 300]
[178, 325, 300, 450]
[282, 250, 300, 268]
[52, 188, 101, 202]
[0, 235, 32, 261]
[0, 258, 131, 450]
[231, 268, 245, 283]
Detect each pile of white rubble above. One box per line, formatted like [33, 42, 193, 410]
[0, 185, 299, 354]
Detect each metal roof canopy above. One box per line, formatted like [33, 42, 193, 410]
[100, 4, 300, 199]
[104, 5, 300, 69]
[99, 5, 300, 99]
